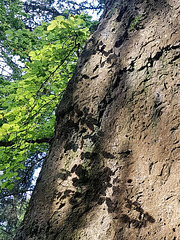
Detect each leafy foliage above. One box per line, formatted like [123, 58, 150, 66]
[0, 0, 100, 80]
[0, 12, 90, 190]
[0, 151, 44, 239]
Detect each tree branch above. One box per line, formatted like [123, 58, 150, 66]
[0, 189, 34, 198]
[0, 226, 14, 236]
[0, 137, 53, 147]
[23, 2, 60, 19]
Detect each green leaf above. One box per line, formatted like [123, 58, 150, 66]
[6, 184, 14, 190]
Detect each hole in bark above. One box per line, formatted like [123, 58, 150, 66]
[91, 75, 99, 80]
[100, 61, 106, 68]
[102, 151, 115, 159]
[114, 39, 124, 48]
[82, 74, 89, 79]
[127, 179, 132, 183]
[93, 65, 99, 72]
[58, 203, 65, 209]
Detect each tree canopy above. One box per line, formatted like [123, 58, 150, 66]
[0, 12, 91, 190]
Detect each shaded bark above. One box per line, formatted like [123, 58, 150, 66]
[15, 0, 180, 239]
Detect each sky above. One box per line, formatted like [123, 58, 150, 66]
[73, 0, 100, 20]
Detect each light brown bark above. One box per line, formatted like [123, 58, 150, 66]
[15, 0, 180, 239]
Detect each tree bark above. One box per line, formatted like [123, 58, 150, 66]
[15, 0, 180, 239]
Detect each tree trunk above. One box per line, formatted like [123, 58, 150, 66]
[15, 0, 180, 239]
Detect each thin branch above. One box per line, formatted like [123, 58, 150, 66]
[0, 137, 52, 147]
[0, 189, 34, 198]
[23, 2, 60, 19]
[22, 43, 76, 125]
[36, 43, 77, 96]
[29, 91, 64, 122]
[0, 226, 14, 236]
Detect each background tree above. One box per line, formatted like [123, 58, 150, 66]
[22, 0, 104, 29]
[0, 0, 27, 79]
[0, 0, 101, 79]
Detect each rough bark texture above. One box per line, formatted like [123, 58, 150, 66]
[15, 0, 180, 239]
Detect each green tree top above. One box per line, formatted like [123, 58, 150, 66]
[0, 12, 91, 190]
